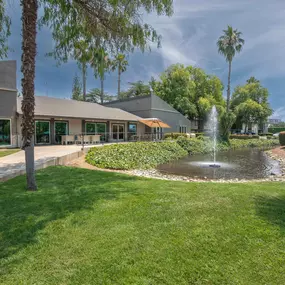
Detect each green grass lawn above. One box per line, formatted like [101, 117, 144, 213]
[0, 149, 20, 158]
[1, 167, 285, 285]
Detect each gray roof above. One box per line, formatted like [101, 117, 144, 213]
[17, 96, 142, 121]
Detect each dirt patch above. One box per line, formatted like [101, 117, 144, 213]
[270, 146, 285, 159]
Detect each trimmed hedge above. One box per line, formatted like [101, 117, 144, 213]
[229, 134, 260, 140]
[164, 133, 187, 139]
[86, 141, 187, 170]
[176, 137, 280, 155]
[279, 132, 285, 146]
[268, 127, 285, 134]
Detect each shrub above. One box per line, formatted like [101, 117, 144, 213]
[229, 134, 260, 140]
[230, 139, 279, 149]
[279, 132, 285, 146]
[164, 133, 187, 139]
[268, 127, 285, 134]
[195, 133, 205, 139]
[86, 141, 188, 170]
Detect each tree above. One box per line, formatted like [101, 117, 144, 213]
[247, 76, 260, 84]
[0, 1, 11, 59]
[86, 88, 114, 103]
[236, 99, 266, 132]
[72, 74, 83, 101]
[231, 78, 272, 130]
[17, 0, 174, 190]
[120, 81, 151, 99]
[21, 0, 38, 190]
[151, 64, 225, 131]
[111, 54, 128, 97]
[74, 40, 92, 101]
[217, 26, 245, 112]
[90, 48, 111, 104]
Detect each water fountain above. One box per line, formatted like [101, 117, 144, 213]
[207, 106, 221, 168]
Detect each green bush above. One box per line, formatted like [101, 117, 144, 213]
[176, 137, 279, 155]
[279, 132, 285, 146]
[86, 141, 188, 170]
[268, 127, 285, 134]
[195, 133, 204, 139]
[229, 134, 260, 140]
[259, 133, 273, 137]
[164, 133, 187, 139]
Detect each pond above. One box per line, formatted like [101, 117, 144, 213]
[157, 148, 281, 180]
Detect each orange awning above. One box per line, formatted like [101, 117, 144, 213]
[139, 118, 171, 128]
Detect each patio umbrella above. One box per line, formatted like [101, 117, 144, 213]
[139, 118, 171, 128]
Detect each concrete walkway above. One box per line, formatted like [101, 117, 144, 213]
[0, 145, 93, 181]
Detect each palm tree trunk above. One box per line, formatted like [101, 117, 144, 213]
[100, 79, 104, 104]
[226, 60, 232, 112]
[21, 0, 38, 191]
[82, 62, 86, 101]
[118, 64, 121, 98]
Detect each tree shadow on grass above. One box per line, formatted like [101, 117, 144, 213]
[0, 166, 142, 265]
[255, 195, 285, 233]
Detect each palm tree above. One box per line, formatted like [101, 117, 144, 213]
[21, 0, 38, 190]
[125, 81, 151, 98]
[74, 41, 92, 101]
[90, 49, 111, 104]
[217, 26, 245, 112]
[111, 54, 128, 97]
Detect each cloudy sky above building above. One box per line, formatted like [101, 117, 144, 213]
[6, 0, 285, 119]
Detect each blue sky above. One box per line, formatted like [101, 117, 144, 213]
[6, 0, 285, 120]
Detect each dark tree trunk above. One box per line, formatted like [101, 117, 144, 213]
[82, 62, 86, 101]
[21, 0, 38, 191]
[100, 79, 104, 104]
[226, 60, 232, 112]
[198, 119, 204, 132]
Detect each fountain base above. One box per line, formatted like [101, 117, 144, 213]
[209, 164, 221, 168]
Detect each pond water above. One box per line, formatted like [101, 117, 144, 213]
[157, 148, 281, 180]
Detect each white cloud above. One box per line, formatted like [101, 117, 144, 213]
[271, 107, 285, 121]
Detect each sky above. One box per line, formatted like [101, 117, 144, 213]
[5, 0, 285, 120]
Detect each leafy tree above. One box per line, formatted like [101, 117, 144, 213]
[0, 1, 11, 59]
[72, 74, 83, 101]
[231, 78, 272, 130]
[111, 54, 128, 97]
[86, 88, 114, 103]
[217, 26, 245, 112]
[236, 99, 267, 132]
[41, 0, 173, 62]
[220, 111, 236, 141]
[151, 64, 225, 131]
[247, 76, 259, 84]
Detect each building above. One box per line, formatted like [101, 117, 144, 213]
[268, 118, 282, 125]
[0, 60, 193, 148]
[104, 94, 194, 134]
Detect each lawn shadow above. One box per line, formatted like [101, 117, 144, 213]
[255, 195, 285, 233]
[0, 166, 142, 266]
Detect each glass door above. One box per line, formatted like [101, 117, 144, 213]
[112, 124, 125, 141]
[55, 121, 68, 144]
[35, 121, 50, 144]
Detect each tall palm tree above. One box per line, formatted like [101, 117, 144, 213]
[111, 54, 128, 97]
[217, 26, 245, 112]
[21, 0, 38, 190]
[90, 49, 110, 104]
[74, 41, 92, 101]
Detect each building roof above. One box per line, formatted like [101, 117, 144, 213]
[17, 96, 142, 121]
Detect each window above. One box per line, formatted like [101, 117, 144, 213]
[179, 126, 187, 133]
[0, 119, 11, 145]
[128, 123, 137, 134]
[55, 121, 68, 144]
[85, 122, 107, 141]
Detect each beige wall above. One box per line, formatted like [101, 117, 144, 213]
[68, 119, 82, 135]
